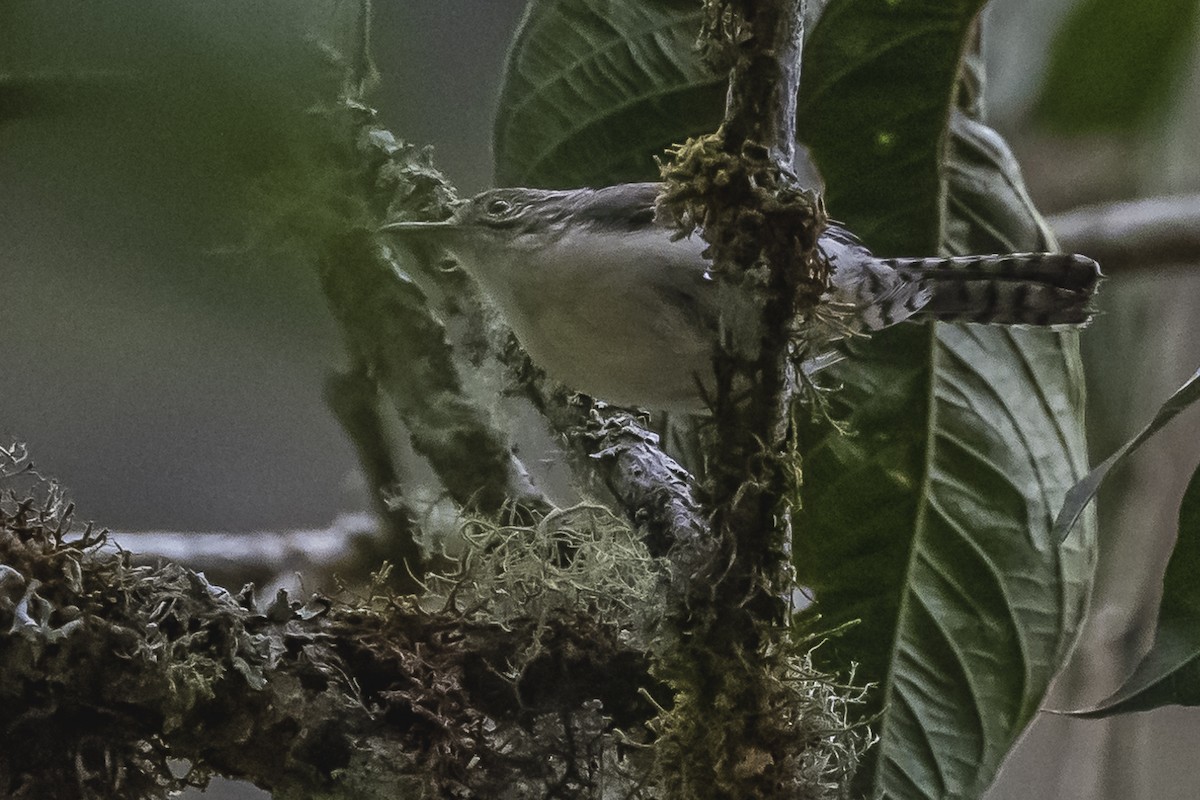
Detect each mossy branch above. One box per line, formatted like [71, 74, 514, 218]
[649, 2, 855, 798]
[1, 449, 670, 799]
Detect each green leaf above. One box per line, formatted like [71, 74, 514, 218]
[796, 0, 981, 256]
[1056, 369, 1200, 543]
[1034, 0, 1200, 135]
[795, 3, 1095, 796]
[1070, 373, 1200, 717]
[494, 0, 722, 187]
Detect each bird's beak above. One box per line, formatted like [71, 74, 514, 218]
[377, 219, 462, 238]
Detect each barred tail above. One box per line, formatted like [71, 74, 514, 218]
[883, 252, 1103, 326]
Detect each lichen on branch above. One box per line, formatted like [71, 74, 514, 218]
[0, 446, 689, 799]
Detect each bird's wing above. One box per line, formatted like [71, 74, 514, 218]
[572, 182, 663, 232]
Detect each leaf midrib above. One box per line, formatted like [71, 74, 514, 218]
[873, 11, 982, 794]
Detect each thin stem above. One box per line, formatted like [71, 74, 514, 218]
[326, 365, 425, 592]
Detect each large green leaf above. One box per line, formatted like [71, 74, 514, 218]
[1033, 0, 1200, 135]
[795, 4, 1094, 796]
[1071, 371, 1200, 716]
[494, 0, 722, 188]
[493, 1, 1095, 797]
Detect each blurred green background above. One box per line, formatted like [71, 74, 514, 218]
[2, 1, 1199, 797]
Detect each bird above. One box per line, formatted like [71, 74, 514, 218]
[380, 182, 1101, 412]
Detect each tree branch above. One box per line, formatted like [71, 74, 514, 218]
[106, 513, 374, 587]
[0, 450, 665, 800]
[318, 226, 543, 516]
[1050, 194, 1200, 273]
[573, 410, 713, 565]
[647, 3, 855, 799]
[713, 0, 803, 169]
[698, 0, 811, 614]
[306, 8, 552, 564]
[325, 367, 426, 590]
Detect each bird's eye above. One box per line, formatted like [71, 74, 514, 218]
[485, 198, 513, 216]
